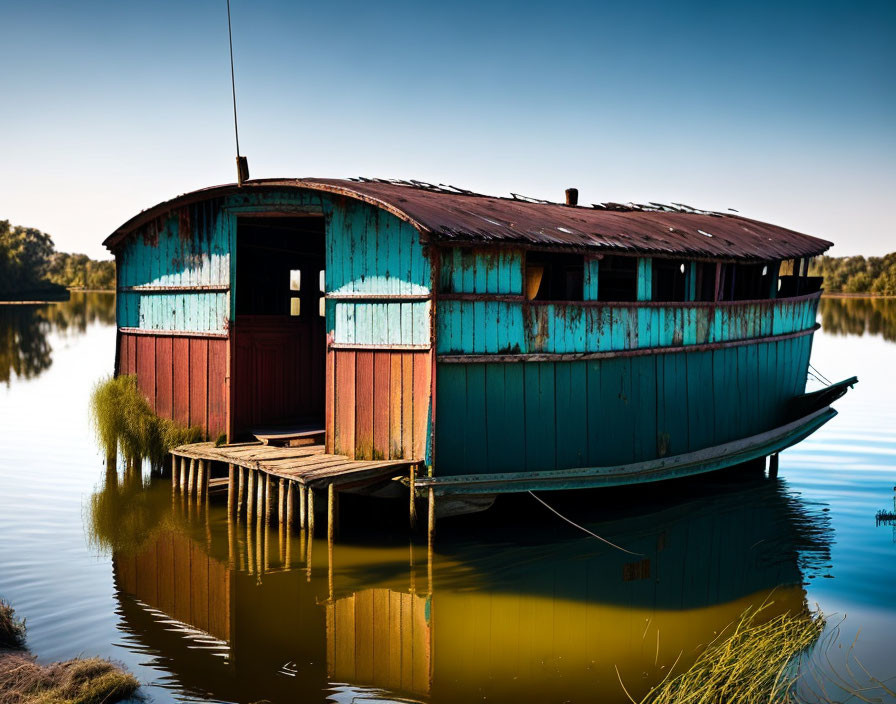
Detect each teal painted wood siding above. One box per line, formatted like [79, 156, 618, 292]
[637, 258, 652, 301]
[117, 204, 231, 334]
[583, 258, 599, 301]
[327, 200, 431, 347]
[434, 334, 813, 476]
[436, 295, 820, 355]
[438, 248, 523, 295]
[116, 188, 432, 346]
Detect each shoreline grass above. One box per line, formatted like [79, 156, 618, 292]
[89, 375, 202, 470]
[0, 599, 138, 704]
[617, 602, 825, 704]
[618, 600, 896, 704]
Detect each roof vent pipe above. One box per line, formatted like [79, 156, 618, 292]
[565, 188, 578, 206]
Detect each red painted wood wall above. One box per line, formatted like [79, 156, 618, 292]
[118, 332, 228, 439]
[326, 349, 431, 461]
[231, 316, 325, 435]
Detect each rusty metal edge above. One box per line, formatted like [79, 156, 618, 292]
[436, 324, 820, 363]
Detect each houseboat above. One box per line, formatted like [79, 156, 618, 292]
[103, 178, 855, 508]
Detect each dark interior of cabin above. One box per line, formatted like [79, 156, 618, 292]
[598, 256, 638, 301]
[652, 260, 688, 302]
[232, 216, 326, 437]
[526, 252, 584, 300]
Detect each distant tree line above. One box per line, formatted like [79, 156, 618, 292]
[1, 219, 114, 298]
[809, 253, 896, 295]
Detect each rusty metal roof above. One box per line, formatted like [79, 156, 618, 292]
[103, 178, 832, 261]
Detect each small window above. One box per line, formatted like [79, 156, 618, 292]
[319, 269, 325, 292]
[597, 256, 637, 302]
[525, 252, 584, 301]
[319, 297, 326, 317]
[290, 298, 301, 316]
[289, 270, 302, 291]
[695, 262, 716, 302]
[652, 260, 688, 302]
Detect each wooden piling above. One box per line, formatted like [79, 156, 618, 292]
[287, 481, 294, 529]
[257, 475, 265, 523]
[305, 526, 313, 582]
[227, 464, 235, 515]
[278, 479, 285, 525]
[179, 457, 186, 493]
[427, 487, 435, 544]
[247, 469, 255, 519]
[327, 484, 337, 544]
[196, 460, 204, 502]
[264, 475, 272, 523]
[264, 517, 270, 572]
[171, 455, 177, 496]
[246, 513, 255, 575]
[237, 466, 245, 517]
[308, 489, 315, 537]
[409, 465, 418, 529]
[187, 459, 195, 497]
[299, 484, 307, 530]
[769, 453, 779, 479]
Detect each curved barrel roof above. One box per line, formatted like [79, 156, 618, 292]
[103, 178, 832, 261]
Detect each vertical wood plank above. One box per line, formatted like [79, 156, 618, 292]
[189, 338, 209, 434]
[334, 351, 356, 457]
[373, 352, 391, 459]
[401, 354, 414, 461]
[136, 336, 156, 407]
[207, 339, 227, 438]
[389, 353, 403, 458]
[412, 352, 431, 461]
[172, 337, 190, 426]
[355, 351, 375, 459]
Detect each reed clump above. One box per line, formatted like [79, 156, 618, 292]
[619, 603, 825, 704]
[90, 375, 202, 469]
[0, 602, 25, 650]
[0, 599, 138, 704]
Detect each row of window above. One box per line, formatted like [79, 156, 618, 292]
[259, 256, 818, 317]
[488, 253, 817, 303]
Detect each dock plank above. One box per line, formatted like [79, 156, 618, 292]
[170, 440, 418, 490]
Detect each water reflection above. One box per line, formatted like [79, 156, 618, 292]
[819, 296, 896, 342]
[0, 292, 115, 384]
[89, 471, 833, 704]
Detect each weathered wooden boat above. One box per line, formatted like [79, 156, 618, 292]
[103, 178, 855, 513]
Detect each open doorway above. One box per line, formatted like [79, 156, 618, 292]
[231, 215, 326, 437]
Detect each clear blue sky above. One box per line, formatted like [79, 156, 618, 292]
[1, 0, 893, 259]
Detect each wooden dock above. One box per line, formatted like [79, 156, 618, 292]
[171, 441, 416, 491]
[168, 441, 424, 541]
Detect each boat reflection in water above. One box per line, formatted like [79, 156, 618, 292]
[90, 470, 832, 704]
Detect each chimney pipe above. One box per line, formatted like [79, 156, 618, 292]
[565, 188, 578, 206]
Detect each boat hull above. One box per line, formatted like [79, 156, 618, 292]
[417, 405, 836, 496]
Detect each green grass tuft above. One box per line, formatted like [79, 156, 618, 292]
[618, 602, 825, 704]
[89, 375, 202, 470]
[0, 653, 138, 704]
[0, 600, 26, 650]
[1, 599, 137, 704]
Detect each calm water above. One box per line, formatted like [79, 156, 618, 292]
[1, 293, 894, 703]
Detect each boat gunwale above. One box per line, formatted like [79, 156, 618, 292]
[416, 406, 837, 495]
[438, 324, 820, 363]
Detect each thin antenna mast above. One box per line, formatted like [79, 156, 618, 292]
[226, 0, 249, 185]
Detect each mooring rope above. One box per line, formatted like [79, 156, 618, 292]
[809, 363, 833, 387]
[527, 490, 644, 556]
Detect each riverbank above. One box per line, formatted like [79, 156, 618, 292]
[0, 600, 138, 704]
[822, 292, 896, 299]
